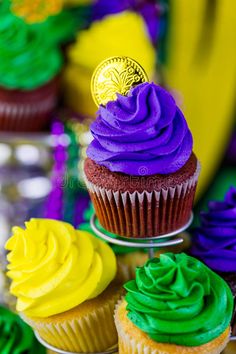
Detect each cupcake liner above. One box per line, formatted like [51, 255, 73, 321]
[37, 332, 118, 354]
[85, 162, 200, 238]
[0, 77, 59, 132]
[114, 300, 230, 354]
[23, 284, 123, 353]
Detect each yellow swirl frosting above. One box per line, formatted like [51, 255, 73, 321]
[5, 219, 116, 318]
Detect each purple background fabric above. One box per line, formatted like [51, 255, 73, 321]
[87, 83, 193, 175]
[191, 186, 236, 272]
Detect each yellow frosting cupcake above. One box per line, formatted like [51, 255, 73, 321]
[63, 11, 156, 117]
[5, 219, 123, 352]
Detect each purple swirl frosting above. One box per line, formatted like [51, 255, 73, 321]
[87, 82, 193, 175]
[191, 187, 236, 273]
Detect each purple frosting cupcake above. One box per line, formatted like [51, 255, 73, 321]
[87, 83, 193, 175]
[191, 186, 236, 295]
[84, 82, 200, 238]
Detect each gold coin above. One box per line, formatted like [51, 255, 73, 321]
[91, 56, 149, 107]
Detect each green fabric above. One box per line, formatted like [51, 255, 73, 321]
[0, 306, 45, 353]
[125, 253, 233, 347]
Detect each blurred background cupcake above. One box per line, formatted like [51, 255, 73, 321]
[191, 186, 236, 297]
[63, 10, 156, 118]
[0, 10, 62, 132]
[0, 0, 91, 132]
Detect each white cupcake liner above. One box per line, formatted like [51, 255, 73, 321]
[23, 285, 123, 353]
[84, 162, 200, 238]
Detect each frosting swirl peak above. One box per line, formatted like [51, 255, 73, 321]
[87, 82, 193, 175]
[191, 186, 236, 272]
[124, 253, 233, 346]
[5, 219, 116, 317]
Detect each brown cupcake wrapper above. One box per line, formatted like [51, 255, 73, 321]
[0, 78, 59, 132]
[23, 286, 123, 353]
[85, 162, 200, 238]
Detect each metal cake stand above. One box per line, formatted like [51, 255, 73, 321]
[34, 214, 194, 353]
[34, 212, 236, 351]
[90, 212, 194, 259]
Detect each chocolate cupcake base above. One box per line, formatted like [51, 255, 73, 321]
[84, 154, 200, 238]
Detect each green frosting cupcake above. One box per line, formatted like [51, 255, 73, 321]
[0, 12, 62, 90]
[0, 0, 90, 47]
[125, 253, 233, 347]
[0, 306, 45, 353]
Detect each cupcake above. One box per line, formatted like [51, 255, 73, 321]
[63, 11, 156, 117]
[5, 219, 123, 352]
[84, 82, 200, 238]
[0, 12, 62, 132]
[0, 305, 45, 353]
[80, 202, 191, 282]
[191, 186, 236, 296]
[115, 253, 234, 354]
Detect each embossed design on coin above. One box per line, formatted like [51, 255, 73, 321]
[91, 56, 149, 106]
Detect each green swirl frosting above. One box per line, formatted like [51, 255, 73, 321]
[0, 12, 62, 90]
[124, 253, 233, 347]
[0, 306, 45, 354]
